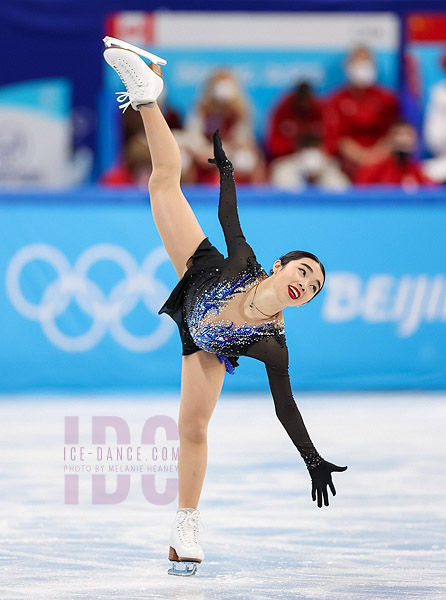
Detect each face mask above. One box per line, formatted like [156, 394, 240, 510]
[211, 79, 238, 101]
[347, 60, 377, 87]
[300, 148, 325, 176]
[232, 148, 257, 173]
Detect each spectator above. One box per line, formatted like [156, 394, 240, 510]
[355, 120, 435, 187]
[271, 133, 349, 191]
[175, 127, 266, 184]
[423, 50, 446, 184]
[122, 89, 182, 143]
[266, 81, 324, 160]
[101, 90, 181, 187]
[324, 45, 399, 179]
[179, 68, 265, 183]
[100, 133, 152, 187]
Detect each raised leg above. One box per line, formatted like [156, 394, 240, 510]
[177, 350, 226, 509]
[139, 85, 206, 280]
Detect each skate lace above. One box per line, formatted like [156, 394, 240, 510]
[115, 91, 132, 113]
[177, 511, 203, 547]
[113, 58, 144, 113]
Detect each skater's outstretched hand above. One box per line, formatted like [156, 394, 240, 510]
[308, 460, 347, 508]
[208, 129, 230, 169]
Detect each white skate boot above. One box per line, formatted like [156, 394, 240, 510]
[103, 40, 166, 112]
[168, 508, 204, 576]
[103, 36, 167, 65]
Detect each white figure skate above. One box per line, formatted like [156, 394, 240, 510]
[168, 508, 204, 576]
[103, 36, 167, 65]
[103, 39, 166, 112]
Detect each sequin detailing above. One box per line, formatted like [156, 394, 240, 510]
[185, 264, 285, 360]
[219, 159, 234, 177]
[298, 443, 324, 470]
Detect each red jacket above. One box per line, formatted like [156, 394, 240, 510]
[355, 155, 435, 186]
[324, 85, 398, 155]
[100, 164, 135, 186]
[267, 91, 324, 160]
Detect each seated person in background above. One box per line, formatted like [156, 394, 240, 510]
[101, 92, 181, 186]
[122, 90, 182, 141]
[179, 68, 265, 183]
[423, 50, 446, 184]
[266, 81, 324, 160]
[100, 133, 152, 187]
[324, 45, 399, 179]
[175, 127, 267, 184]
[355, 120, 435, 187]
[270, 132, 350, 191]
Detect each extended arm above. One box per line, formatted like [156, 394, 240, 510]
[208, 130, 257, 264]
[247, 338, 347, 507]
[265, 357, 323, 467]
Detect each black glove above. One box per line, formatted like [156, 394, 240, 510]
[308, 459, 347, 508]
[208, 129, 230, 169]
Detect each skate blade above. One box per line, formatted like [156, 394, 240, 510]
[168, 561, 197, 576]
[103, 36, 167, 65]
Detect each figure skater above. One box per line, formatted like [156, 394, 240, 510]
[103, 36, 347, 577]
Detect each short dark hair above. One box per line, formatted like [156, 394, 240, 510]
[391, 118, 415, 130]
[269, 251, 325, 299]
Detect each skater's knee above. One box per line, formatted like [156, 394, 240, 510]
[178, 419, 208, 444]
[149, 168, 180, 192]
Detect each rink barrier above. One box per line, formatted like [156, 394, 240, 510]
[1, 186, 445, 391]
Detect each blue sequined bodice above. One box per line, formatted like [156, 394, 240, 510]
[185, 263, 285, 360]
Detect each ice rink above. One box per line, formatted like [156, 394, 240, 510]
[1, 393, 445, 600]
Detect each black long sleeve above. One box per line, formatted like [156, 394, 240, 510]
[213, 157, 323, 470]
[246, 337, 323, 469]
[217, 160, 257, 270]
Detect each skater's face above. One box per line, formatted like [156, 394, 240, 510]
[273, 258, 324, 307]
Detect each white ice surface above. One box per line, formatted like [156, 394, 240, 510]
[0, 393, 445, 600]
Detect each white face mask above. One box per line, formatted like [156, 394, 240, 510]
[299, 148, 325, 176]
[232, 148, 257, 173]
[211, 79, 238, 101]
[347, 60, 377, 87]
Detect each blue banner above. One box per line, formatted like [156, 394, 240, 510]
[1, 187, 445, 392]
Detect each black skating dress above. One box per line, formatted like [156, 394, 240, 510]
[158, 160, 323, 469]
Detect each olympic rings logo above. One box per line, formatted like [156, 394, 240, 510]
[6, 244, 174, 353]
